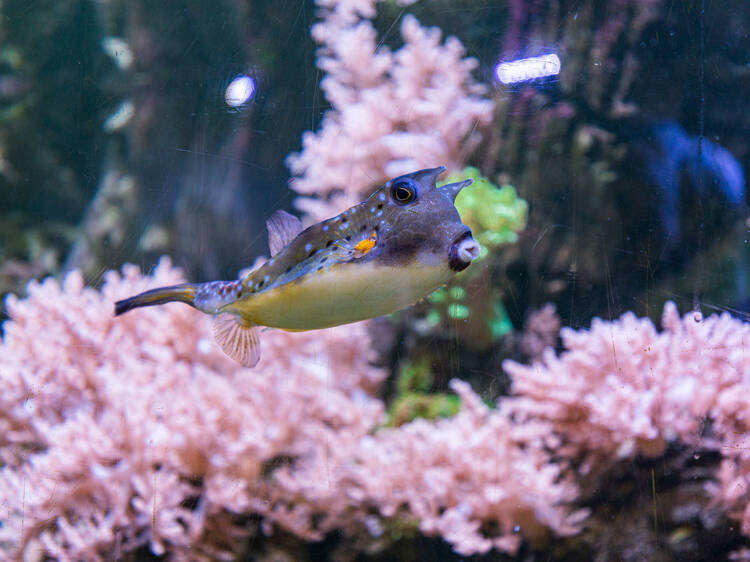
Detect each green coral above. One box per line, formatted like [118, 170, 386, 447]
[416, 167, 526, 343]
[428, 285, 470, 321]
[445, 167, 528, 251]
[387, 357, 461, 426]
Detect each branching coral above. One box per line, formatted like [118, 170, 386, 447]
[503, 300, 750, 541]
[286, 0, 494, 220]
[503, 303, 750, 473]
[329, 379, 586, 556]
[0, 259, 385, 559]
[502, 302, 750, 555]
[0, 260, 583, 560]
[8, 268, 750, 559]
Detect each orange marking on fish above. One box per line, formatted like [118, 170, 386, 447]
[354, 232, 377, 254]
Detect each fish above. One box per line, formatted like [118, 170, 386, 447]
[114, 166, 481, 367]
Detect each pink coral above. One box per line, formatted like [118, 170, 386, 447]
[503, 301, 750, 551]
[0, 259, 384, 559]
[287, 0, 494, 220]
[503, 302, 750, 473]
[321, 379, 586, 555]
[0, 260, 582, 559]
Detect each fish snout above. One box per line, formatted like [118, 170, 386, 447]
[448, 232, 481, 272]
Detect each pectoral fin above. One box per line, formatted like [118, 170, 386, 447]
[267, 210, 303, 257]
[212, 314, 262, 367]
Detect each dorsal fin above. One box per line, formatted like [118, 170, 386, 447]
[266, 210, 303, 257]
[212, 314, 262, 367]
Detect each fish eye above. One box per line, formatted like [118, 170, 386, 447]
[391, 181, 416, 205]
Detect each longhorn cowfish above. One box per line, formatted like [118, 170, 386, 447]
[115, 166, 481, 367]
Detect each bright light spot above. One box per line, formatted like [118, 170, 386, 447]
[225, 75, 256, 107]
[102, 37, 133, 69]
[103, 100, 134, 132]
[495, 54, 561, 84]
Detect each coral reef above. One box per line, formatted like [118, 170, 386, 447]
[494, 302, 750, 559]
[6, 267, 750, 559]
[504, 303, 735, 472]
[0, 259, 384, 559]
[0, 260, 582, 560]
[503, 302, 750, 555]
[331, 379, 585, 557]
[4, 0, 750, 559]
[286, 0, 494, 220]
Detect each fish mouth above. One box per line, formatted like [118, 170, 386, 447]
[448, 231, 481, 272]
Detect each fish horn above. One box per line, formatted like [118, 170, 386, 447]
[404, 166, 447, 187]
[114, 284, 198, 315]
[438, 178, 474, 203]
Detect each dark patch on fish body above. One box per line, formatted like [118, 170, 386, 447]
[373, 231, 428, 266]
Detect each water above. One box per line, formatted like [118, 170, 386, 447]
[1, 1, 748, 560]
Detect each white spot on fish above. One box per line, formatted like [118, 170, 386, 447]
[370, 207, 375, 213]
[264, 275, 270, 283]
[323, 224, 329, 232]
[305, 243, 313, 252]
[376, 210, 383, 217]
[379, 192, 385, 201]
[268, 258, 275, 265]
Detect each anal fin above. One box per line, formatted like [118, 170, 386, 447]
[212, 314, 262, 367]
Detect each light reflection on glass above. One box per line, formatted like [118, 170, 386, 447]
[494, 54, 561, 84]
[225, 74, 256, 107]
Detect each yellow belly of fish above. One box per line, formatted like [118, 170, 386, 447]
[228, 260, 452, 330]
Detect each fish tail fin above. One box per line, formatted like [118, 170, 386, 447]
[212, 313, 262, 367]
[114, 284, 198, 316]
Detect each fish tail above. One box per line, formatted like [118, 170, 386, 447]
[114, 284, 198, 316]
